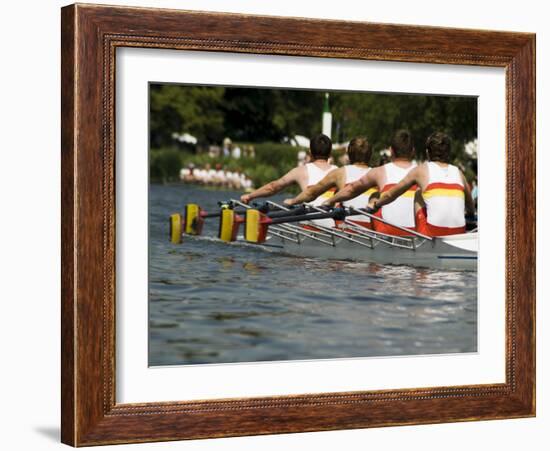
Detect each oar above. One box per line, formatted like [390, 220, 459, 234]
[244, 207, 348, 243]
[196, 201, 250, 219]
[268, 209, 346, 225]
[190, 201, 305, 219]
[197, 202, 308, 223]
[217, 204, 314, 243]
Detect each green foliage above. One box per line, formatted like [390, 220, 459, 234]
[150, 85, 326, 147]
[253, 142, 299, 168]
[150, 148, 184, 182]
[249, 143, 301, 187]
[149, 84, 478, 184]
[222, 89, 281, 142]
[246, 164, 281, 188]
[330, 92, 477, 162]
[223, 89, 325, 141]
[150, 84, 226, 148]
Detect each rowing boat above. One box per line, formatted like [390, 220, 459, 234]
[170, 199, 477, 271]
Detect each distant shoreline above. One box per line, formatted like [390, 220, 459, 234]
[149, 181, 250, 193]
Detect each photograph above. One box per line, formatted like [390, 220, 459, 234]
[149, 83, 479, 366]
[54, 1, 537, 447]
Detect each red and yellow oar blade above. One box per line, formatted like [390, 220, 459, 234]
[185, 203, 204, 235]
[245, 209, 269, 243]
[245, 209, 260, 242]
[218, 209, 235, 242]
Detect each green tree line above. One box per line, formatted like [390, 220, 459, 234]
[149, 84, 477, 184]
[150, 84, 476, 153]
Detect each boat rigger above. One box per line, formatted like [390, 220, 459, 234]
[169, 199, 477, 271]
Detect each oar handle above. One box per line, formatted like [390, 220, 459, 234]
[268, 207, 346, 225]
[252, 201, 305, 215]
[200, 203, 307, 219]
[267, 205, 308, 218]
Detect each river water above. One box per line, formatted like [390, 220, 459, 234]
[149, 184, 477, 366]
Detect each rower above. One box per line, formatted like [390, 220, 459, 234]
[284, 136, 376, 228]
[371, 132, 476, 237]
[240, 134, 337, 226]
[324, 129, 418, 236]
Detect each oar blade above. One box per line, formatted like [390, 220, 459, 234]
[169, 213, 183, 244]
[244, 209, 269, 243]
[185, 203, 204, 235]
[218, 208, 245, 242]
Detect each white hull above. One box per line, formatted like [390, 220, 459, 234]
[265, 232, 477, 271]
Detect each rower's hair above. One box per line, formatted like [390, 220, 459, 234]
[347, 136, 372, 164]
[310, 134, 332, 160]
[390, 129, 414, 158]
[426, 132, 451, 163]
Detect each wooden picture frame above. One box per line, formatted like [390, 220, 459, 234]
[61, 3, 536, 446]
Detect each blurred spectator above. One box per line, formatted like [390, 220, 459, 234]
[244, 145, 256, 159]
[204, 163, 215, 184]
[231, 144, 242, 159]
[214, 164, 225, 185]
[223, 137, 232, 157]
[180, 163, 254, 191]
[208, 145, 221, 158]
[179, 163, 196, 183]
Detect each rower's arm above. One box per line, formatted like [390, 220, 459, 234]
[286, 170, 339, 206]
[375, 168, 419, 208]
[241, 167, 300, 203]
[461, 172, 476, 216]
[323, 171, 376, 207]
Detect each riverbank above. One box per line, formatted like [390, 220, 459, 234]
[150, 142, 349, 188]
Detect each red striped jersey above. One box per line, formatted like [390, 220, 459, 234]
[422, 162, 466, 233]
